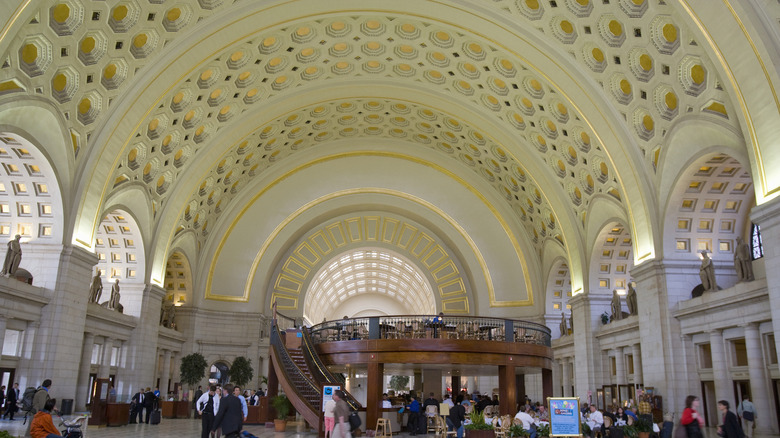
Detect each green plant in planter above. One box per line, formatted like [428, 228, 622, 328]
[228, 356, 254, 388]
[634, 418, 653, 433]
[465, 410, 495, 430]
[508, 424, 530, 438]
[272, 394, 291, 420]
[581, 422, 592, 437]
[180, 353, 208, 391]
[622, 425, 638, 438]
[535, 422, 551, 438]
[0, 431, 13, 438]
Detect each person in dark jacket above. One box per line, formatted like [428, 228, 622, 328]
[213, 383, 243, 438]
[448, 395, 466, 438]
[717, 400, 743, 438]
[143, 387, 156, 424]
[4, 383, 18, 420]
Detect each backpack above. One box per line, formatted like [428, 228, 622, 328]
[21, 387, 37, 412]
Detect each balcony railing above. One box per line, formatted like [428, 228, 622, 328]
[308, 315, 551, 347]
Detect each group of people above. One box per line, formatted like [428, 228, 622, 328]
[323, 390, 354, 438]
[196, 384, 252, 438]
[129, 386, 159, 424]
[681, 395, 757, 438]
[0, 382, 20, 420]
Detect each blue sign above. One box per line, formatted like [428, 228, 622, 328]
[549, 397, 581, 437]
[322, 385, 340, 412]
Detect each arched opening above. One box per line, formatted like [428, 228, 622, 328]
[209, 361, 230, 386]
[303, 248, 436, 324]
[162, 251, 193, 329]
[0, 132, 65, 288]
[545, 259, 571, 339]
[589, 223, 634, 296]
[94, 210, 146, 316]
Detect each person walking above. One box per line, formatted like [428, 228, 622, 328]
[332, 390, 351, 438]
[681, 395, 704, 438]
[212, 383, 243, 438]
[197, 385, 220, 438]
[736, 397, 755, 438]
[4, 383, 19, 420]
[717, 400, 744, 438]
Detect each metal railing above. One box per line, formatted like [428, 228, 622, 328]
[309, 314, 551, 347]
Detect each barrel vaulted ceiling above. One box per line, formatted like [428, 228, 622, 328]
[0, 0, 773, 311]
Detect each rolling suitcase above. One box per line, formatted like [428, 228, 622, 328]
[150, 409, 161, 425]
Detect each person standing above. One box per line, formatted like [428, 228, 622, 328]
[143, 387, 155, 424]
[324, 394, 336, 438]
[193, 385, 204, 418]
[130, 387, 145, 423]
[213, 383, 243, 438]
[332, 390, 351, 438]
[197, 385, 220, 438]
[681, 395, 705, 438]
[717, 400, 744, 438]
[736, 396, 755, 438]
[4, 382, 19, 420]
[26, 379, 52, 437]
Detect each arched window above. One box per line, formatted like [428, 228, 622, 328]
[751, 223, 763, 260]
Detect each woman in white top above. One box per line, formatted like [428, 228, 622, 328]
[324, 398, 337, 438]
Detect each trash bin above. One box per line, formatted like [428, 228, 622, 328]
[60, 398, 74, 415]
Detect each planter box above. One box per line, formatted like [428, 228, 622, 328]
[466, 429, 496, 438]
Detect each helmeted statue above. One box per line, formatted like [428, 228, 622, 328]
[610, 289, 623, 321]
[88, 268, 103, 303]
[626, 282, 638, 316]
[699, 250, 717, 292]
[1, 234, 22, 276]
[734, 237, 754, 282]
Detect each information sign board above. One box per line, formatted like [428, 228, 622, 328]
[548, 397, 581, 437]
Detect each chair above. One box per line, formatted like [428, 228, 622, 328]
[483, 405, 494, 418]
[376, 417, 392, 438]
[627, 416, 634, 426]
[436, 415, 456, 438]
[426, 405, 439, 433]
[493, 326, 505, 341]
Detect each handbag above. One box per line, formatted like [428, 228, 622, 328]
[742, 410, 754, 422]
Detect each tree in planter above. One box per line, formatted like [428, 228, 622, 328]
[271, 393, 291, 431]
[180, 353, 208, 391]
[388, 375, 410, 392]
[229, 356, 254, 388]
[535, 423, 551, 438]
[465, 409, 495, 438]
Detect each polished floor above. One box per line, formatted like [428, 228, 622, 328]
[0, 417, 776, 438]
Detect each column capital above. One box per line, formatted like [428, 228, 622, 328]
[708, 328, 723, 336]
[741, 322, 760, 331]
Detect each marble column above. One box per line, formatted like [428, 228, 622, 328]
[751, 199, 780, 362]
[744, 323, 776, 433]
[631, 344, 642, 385]
[0, 315, 6, 357]
[561, 358, 571, 397]
[569, 294, 608, 398]
[709, 330, 730, 403]
[125, 284, 165, 386]
[552, 361, 562, 397]
[76, 332, 95, 411]
[160, 349, 172, 395]
[99, 337, 114, 378]
[614, 348, 626, 386]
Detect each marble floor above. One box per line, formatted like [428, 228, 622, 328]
[0, 417, 777, 438]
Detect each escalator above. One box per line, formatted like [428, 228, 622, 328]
[269, 322, 361, 429]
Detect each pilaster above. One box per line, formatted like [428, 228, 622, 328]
[631, 259, 691, 414]
[569, 293, 602, 399]
[76, 332, 95, 410]
[125, 283, 165, 389]
[30, 245, 97, 401]
[708, 329, 730, 403]
[160, 349, 172, 394]
[751, 198, 780, 361]
[561, 359, 571, 397]
[631, 344, 642, 385]
[99, 336, 113, 378]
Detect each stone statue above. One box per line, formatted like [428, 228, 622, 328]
[699, 250, 717, 292]
[160, 297, 175, 328]
[610, 289, 623, 321]
[88, 268, 103, 303]
[1, 234, 22, 276]
[108, 279, 122, 311]
[734, 237, 754, 282]
[559, 313, 568, 337]
[568, 315, 573, 333]
[626, 282, 638, 316]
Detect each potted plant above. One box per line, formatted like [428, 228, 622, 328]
[622, 425, 638, 438]
[272, 394, 291, 432]
[634, 418, 653, 438]
[465, 409, 495, 438]
[580, 422, 591, 438]
[508, 424, 529, 438]
[536, 423, 550, 438]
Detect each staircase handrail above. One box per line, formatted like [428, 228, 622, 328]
[270, 324, 321, 411]
[300, 327, 361, 410]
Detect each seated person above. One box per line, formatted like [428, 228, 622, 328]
[615, 407, 628, 425]
[514, 405, 537, 438]
[536, 405, 550, 422]
[30, 398, 60, 438]
[625, 407, 638, 421]
[432, 312, 445, 324]
[381, 393, 393, 408]
[586, 405, 604, 438]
